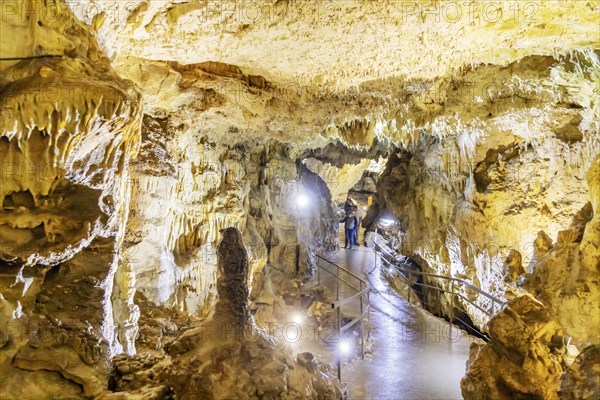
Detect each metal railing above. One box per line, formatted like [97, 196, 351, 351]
[316, 254, 370, 381]
[372, 242, 506, 334]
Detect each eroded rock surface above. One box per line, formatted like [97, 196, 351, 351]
[461, 295, 565, 400]
[1, 1, 141, 396]
[106, 228, 340, 400]
[373, 53, 600, 336]
[560, 344, 600, 400]
[522, 155, 600, 344]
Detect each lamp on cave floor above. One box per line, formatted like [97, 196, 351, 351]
[339, 339, 352, 356]
[551, 335, 572, 348]
[297, 193, 310, 208]
[337, 337, 353, 381]
[378, 217, 397, 228]
[291, 312, 304, 325]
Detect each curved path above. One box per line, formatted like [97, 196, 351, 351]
[330, 246, 478, 400]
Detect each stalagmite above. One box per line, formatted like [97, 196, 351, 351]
[214, 227, 251, 332]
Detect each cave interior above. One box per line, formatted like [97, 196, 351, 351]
[0, 1, 599, 399]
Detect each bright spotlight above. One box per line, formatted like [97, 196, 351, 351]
[292, 313, 303, 325]
[297, 193, 310, 208]
[379, 217, 396, 227]
[339, 339, 352, 355]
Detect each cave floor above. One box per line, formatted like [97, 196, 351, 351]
[311, 246, 480, 400]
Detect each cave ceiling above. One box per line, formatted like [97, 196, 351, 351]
[44, 0, 591, 146]
[83, 1, 597, 84]
[2, 0, 599, 147]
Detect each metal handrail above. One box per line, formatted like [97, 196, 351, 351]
[331, 288, 369, 309]
[318, 264, 361, 292]
[318, 255, 368, 284]
[315, 254, 370, 382]
[373, 242, 506, 327]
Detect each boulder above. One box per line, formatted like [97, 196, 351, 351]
[461, 295, 564, 400]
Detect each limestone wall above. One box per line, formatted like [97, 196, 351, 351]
[374, 53, 600, 344]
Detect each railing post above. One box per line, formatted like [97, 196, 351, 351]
[367, 290, 371, 335]
[407, 270, 412, 304]
[317, 260, 320, 286]
[449, 281, 454, 337]
[374, 247, 377, 269]
[295, 243, 300, 275]
[337, 277, 341, 382]
[360, 281, 365, 360]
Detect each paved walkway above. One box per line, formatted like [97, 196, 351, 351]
[321, 246, 479, 400]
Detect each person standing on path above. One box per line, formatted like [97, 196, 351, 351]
[344, 211, 358, 249]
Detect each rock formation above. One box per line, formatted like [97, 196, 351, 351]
[560, 344, 600, 399]
[371, 53, 600, 338]
[214, 228, 251, 331]
[1, 2, 142, 396]
[105, 227, 341, 399]
[0, 0, 598, 398]
[522, 156, 600, 344]
[461, 295, 565, 400]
